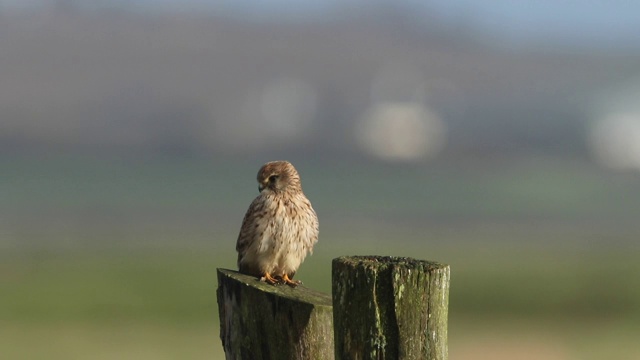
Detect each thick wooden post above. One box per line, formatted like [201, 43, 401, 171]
[332, 256, 450, 360]
[217, 268, 334, 360]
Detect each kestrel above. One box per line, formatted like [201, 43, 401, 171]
[236, 161, 319, 287]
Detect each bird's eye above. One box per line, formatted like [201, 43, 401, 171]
[268, 175, 278, 183]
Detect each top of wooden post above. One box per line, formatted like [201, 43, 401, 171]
[333, 255, 448, 271]
[217, 268, 332, 307]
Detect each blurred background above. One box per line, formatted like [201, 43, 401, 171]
[2, 1, 640, 359]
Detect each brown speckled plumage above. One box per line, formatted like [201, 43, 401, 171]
[235, 161, 319, 286]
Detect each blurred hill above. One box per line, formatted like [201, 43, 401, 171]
[1, 5, 638, 158]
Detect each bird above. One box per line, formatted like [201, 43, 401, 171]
[235, 161, 319, 287]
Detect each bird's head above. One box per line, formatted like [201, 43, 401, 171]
[256, 161, 302, 193]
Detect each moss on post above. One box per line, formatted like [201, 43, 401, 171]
[217, 268, 334, 360]
[332, 256, 450, 360]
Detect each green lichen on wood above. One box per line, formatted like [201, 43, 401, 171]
[217, 268, 334, 360]
[332, 256, 450, 360]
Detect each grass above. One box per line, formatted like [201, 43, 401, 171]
[2, 249, 227, 323]
[2, 238, 640, 359]
[0, 321, 220, 360]
[450, 316, 640, 360]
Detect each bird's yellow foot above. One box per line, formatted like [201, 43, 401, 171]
[282, 273, 302, 287]
[261, 273, 281, 285]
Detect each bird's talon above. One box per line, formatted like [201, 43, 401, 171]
[282, 274, 301, 287]
[261, 273, 280, 285]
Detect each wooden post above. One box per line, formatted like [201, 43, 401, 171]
[217, 268, 334, 360]
[332, 256, 450, 360]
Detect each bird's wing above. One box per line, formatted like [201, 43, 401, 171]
[306, 200, 320, 250]
[235, 196, 263, 258]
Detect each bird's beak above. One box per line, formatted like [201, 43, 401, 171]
[258, 183, 265, 192]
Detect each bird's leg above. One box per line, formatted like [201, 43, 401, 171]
[282, 273, 301, 287]
[261, 273, 280, 285]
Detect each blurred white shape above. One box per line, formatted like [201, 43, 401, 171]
[357, 61, 446, 161]
[590, 113, 640, 171]
[220, 77, 317, 150]
[356, 101, 446, 161]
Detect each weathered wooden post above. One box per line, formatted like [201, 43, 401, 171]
[332, 256, 450, 360]
[217, 269, 334, 360]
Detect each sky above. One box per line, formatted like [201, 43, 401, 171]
[425, 0, 640, 47]
[3, 0, 640, 49]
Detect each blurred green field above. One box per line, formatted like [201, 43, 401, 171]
[2, 154, 640, 359]
[2, 239, 639, 359]
[3, 154, 640, 223]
